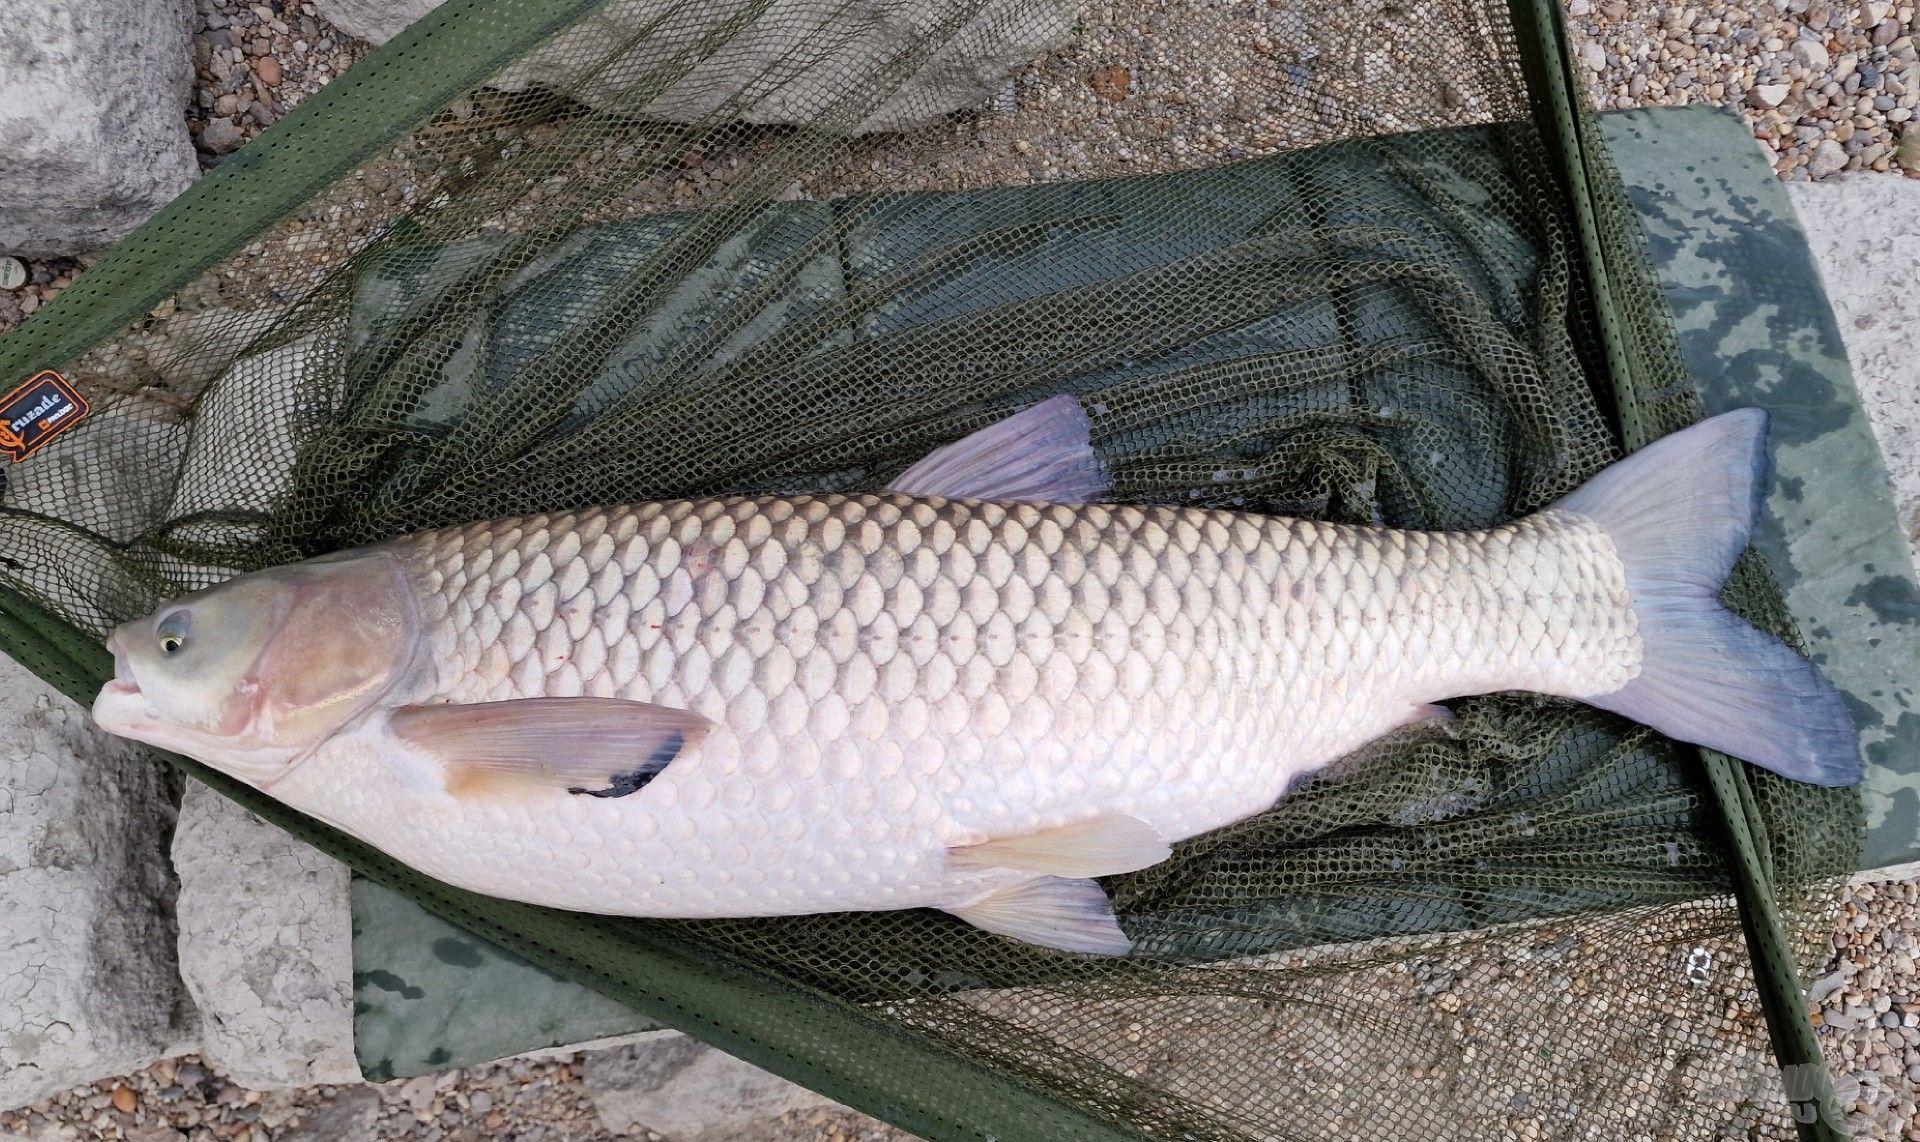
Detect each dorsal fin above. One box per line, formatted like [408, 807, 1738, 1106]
[886, 395, 1108, 503]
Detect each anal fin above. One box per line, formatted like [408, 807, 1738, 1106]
[946, 876, 1132, 956]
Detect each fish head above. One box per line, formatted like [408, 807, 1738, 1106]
[92, 551, 418, 783]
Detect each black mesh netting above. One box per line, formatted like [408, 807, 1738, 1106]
[0, 0, 1869, 1135]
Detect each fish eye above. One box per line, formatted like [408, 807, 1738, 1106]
[156, 610, 190, 656]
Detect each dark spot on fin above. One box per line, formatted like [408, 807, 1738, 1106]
[568, 730, 685, 798]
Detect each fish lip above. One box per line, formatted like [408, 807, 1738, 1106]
[91, 679, 153, 736]
[104, 628, 141, 697]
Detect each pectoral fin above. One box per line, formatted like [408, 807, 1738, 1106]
[886, 394, 1108, 503]
[946, 877, 1132, 956]
[390, 698, 712, 800]
[949, 812, 1171, 878]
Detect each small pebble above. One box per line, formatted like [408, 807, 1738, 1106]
[400, 1074, 438, 1121]
[1572, 0, 1915, 178]
[199, 116, 246, 154]
[1089, 65, 1132, 102]
[1810, 137, 1851, 175]
[1794, 37, 1833, 70]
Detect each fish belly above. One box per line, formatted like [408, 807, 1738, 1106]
[328, 497, 1638, 919]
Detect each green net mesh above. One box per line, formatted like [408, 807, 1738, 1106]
[0, 0, 1870, 1135]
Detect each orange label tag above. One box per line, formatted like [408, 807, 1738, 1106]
[0, 370, 89, 462]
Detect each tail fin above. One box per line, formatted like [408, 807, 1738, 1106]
[1556, 409, 1862, 787]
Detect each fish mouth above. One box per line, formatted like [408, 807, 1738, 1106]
[93, 629, 154, 734]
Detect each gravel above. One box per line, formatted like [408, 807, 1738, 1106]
[2, 0, 1919, 1139]
[1817, 879, 1920, 1136]
[3, 0, 1915, 336]
[0, 1052, 908, 1141]
[186, 0, 367, 160]
[1567, 0, 1919, 180]
[0, 255, 90, 336]
[12, 886, 1912, 1138]
[0, 0, 366, 340]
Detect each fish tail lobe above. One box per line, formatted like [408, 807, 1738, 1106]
[1556, 408, 1861, 787]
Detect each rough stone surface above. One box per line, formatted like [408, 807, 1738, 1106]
[581, 1036, 835, 1139]
[0, 0, 200, 255]
[170, 783, 359, 1090]
[0, 659, 193, 1111]
[311, 0, 1072, 133]
[1783, 174, 1920, 564]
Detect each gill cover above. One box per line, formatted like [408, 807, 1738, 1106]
[245, 552, 419, 748]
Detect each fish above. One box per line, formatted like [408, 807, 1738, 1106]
[90, 398, 1861, 955]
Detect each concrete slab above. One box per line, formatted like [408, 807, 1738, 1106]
[1782, 174, 1920, 568]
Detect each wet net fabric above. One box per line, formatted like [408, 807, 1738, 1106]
[0, 0, 1867, 1136]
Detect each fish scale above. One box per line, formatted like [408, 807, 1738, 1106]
[281, 493, 1645, 921]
